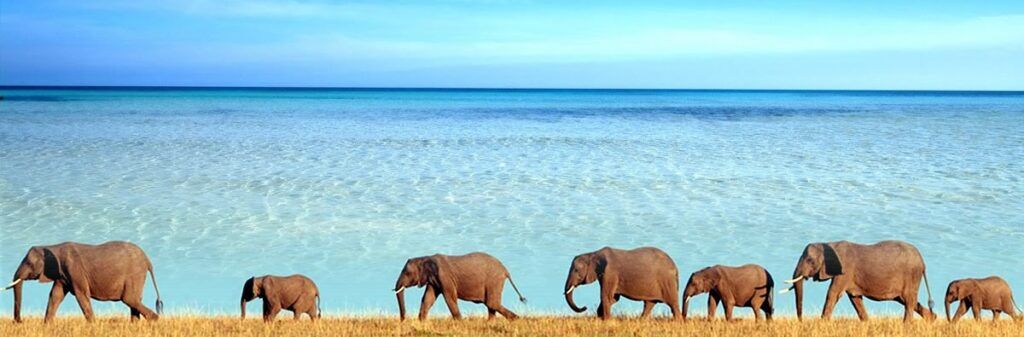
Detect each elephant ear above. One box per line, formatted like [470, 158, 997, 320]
[243, 277, 257, 300]
[415, 257, 435, 286]
[589, 252, 608, 282]
[39, 247, 64, 283]
[53, 246, 90, 289]
[425, 256, 455, 291]
[820, 243, 843, 278]
[967, 280, 985, 302]
[708, 266, 726, 289]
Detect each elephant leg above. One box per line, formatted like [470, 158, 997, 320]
[1005, 302, 1018, 318]
[762, 299, 773, 321]
[72, 291, 95, 322]
[598, 287, 616, 320]
[707, 295, 718, 319]
[419, 287, 438, 320]
[264, 301, 282, 322]
[723, 300, 735, 321]
[45, 284, 68, 323]
[971, 300, 983, 321]
[441, 290, 462, 320]
[595, 295, 619, 320]
[952, 302, 968, 321]
[900, 293, 919, 322]
[485, 289, 517, 320]
[993, 310, 1001, 321]
[122, 296, 158, 321]
[667, 297, 681, 320]
[820, 284, 844, 320]
[913, 302, 933, 319]
[751, 295, 764, 322]
[130, 308, 141, 321]
[640, 301, 655, 319]
[847, 294, 869, 321]
[308, 307, 319, 321]
[495, 306, 518, 320]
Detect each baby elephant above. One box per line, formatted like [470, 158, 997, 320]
[241, 274, 321, 322]
[945, 276, 1021, 322]
[682, 264, 774, 321]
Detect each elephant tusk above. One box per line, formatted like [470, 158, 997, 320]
[779, 286, 794, 294]
[784, 276, 804, 284]
[565, 285, 576, 295]
[2, 279, 21, 291]
[394, 286, 405, 294]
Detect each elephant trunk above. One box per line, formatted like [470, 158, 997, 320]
[794, 278, 804, 320]
[12, 267, 28, 323]
[682, 295, 691, 320]
[944, 296, 952, 322]
[396, 288, 407, 321]
[564, 286, 587, 313]
[681, 282, 694, 320]
[240, 296, 247, 319]
[13, 280, 23, 323]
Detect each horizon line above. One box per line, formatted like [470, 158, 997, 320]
[2, 85, 1023, 93]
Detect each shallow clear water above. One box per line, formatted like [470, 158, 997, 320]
[1, 88, 1022, 317]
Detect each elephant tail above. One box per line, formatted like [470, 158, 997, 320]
[316, 292, 322, 319]
[922, 270, 934, 312]
[765, 269, 775, 316]
[148, 263, 164, 314]
[1011, 294, 1022, 320]
[506, 273, 527, 303]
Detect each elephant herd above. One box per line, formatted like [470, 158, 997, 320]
[2, 240, 1021, 324]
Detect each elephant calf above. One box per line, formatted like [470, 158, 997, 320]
[394, 252, 527, 320]
[683, 264, 774, 321]
[945, 276, 1022, 322]
[241, 274, 321, 322]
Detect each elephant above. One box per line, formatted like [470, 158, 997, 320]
[3, 241, 163, 323]
[240, 274, 321, 322]
[682, 264, 774, 321]
[564, 246, 681, 320]
[779, 240, 936, 322]
[393, 252, 526, 320]
[945, 276, 1021, 322]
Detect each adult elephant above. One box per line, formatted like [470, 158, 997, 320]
[393, 252, 526, 320]
[4, 241, 163, 323]
[564, 247, 681, 320]
[780, 240, 935, 322]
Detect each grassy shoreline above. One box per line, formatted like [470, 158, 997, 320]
[1, 316, 1020, 336]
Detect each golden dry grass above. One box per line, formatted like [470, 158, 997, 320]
[1, 316, 1021, 337]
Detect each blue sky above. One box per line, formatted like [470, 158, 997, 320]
[1, 0, 1023, 89]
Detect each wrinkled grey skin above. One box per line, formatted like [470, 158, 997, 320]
[784, 240, 936, 322]
[945, 276, 1022, 322]
[241, 274, 321, 322]
[9, 241, 163, 323]
[564, 247, 681, 320]
[682, 264, 774, 321]
[394, 252, 526, 320]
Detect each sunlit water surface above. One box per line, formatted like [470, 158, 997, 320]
[1, 88, 1021, 317]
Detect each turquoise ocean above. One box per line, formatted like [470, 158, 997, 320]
[1, 88, 1021, 317]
